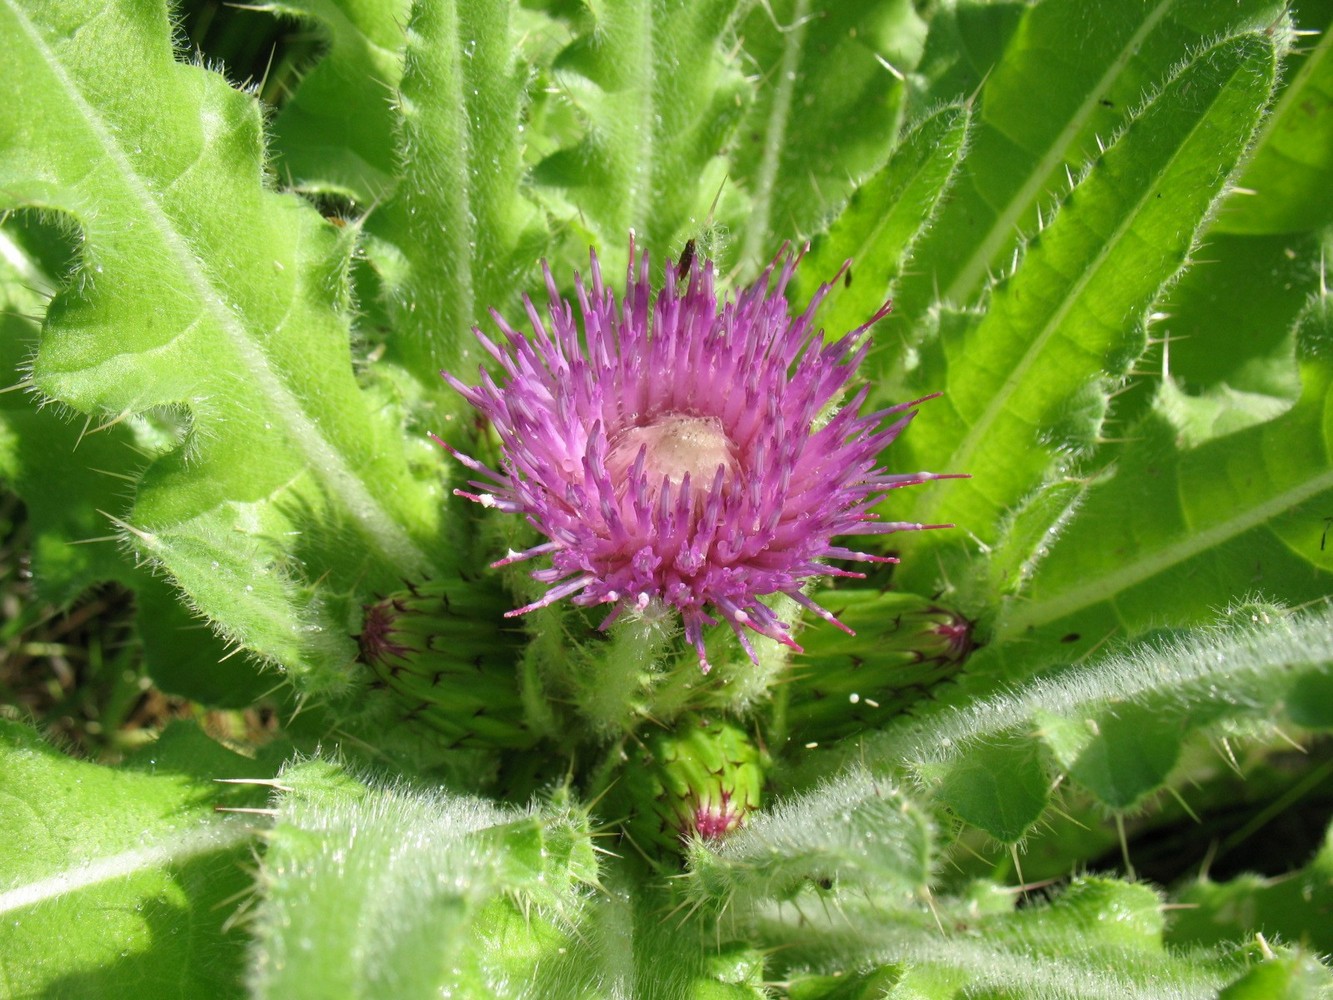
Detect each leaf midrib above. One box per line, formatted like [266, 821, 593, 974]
[998, 461, 1333, 637]
[0, 816, 254, 915]
[739, 0, 810, 270]
[918, 34, 1262, 518]
[9, 0, 431, 575]
[940, 0, 1176, 304]
[427, 0, 475, 343]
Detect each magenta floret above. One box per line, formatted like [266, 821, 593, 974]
[440, 240, 955, 670]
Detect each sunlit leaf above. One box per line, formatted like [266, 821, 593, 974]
[1, 0, 451, 681]
[894, 31, 1280, 597]
[1215, 4, 1333, 235]
[997, 299, 1333, 651]
[531, 0, 749, 277]
[730, 0, 925, 272]
[0, 722, 269, 999]
[266, 0, 411, 200]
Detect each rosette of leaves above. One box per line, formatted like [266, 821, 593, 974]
[3, 0, 1333, 996]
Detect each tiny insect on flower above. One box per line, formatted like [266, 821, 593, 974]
[439, 239, 960, 671]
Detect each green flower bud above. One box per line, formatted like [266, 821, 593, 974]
[357, 578, 538, 749]
[627, 717, 764, 854]
[783, 590, 972, 743]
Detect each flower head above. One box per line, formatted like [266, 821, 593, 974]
[441, 240, 954, 670]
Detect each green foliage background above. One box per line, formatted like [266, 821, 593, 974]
[2, 0, 1332, 996]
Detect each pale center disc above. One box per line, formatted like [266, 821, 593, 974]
[606, 414, 740, 496]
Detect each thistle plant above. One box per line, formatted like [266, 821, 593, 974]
[3, 1, 1333, 998]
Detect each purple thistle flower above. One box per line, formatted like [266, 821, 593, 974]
[440, 240, 958, 672]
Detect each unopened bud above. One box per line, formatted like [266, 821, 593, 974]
[627, 716, 763, 855]
[358, 578, 537, 749]
[785, 590, 973, 742]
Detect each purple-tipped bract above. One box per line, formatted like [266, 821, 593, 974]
[441, 241, 954, 670]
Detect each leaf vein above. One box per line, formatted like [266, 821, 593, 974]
[8, 0, 431, 574]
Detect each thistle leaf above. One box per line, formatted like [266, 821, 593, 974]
[0, 721, 269, 999]
[749, 875, 1302, 998]
[730, 0, 925, 271]
[1139, 228, 1314, 411]
[531, 0, 749, 275]
[265, 0, 412, 200]
[863, 603, 1333, 841]
[372, 0, 545, 383]
[0, 221, 141, 601]
[896, 0, 1288, 328]
[0, 0, 452, 681]
[1170, 821, 1333, 954]
[794, 102, 972, 343]
[1215, 4, 1333, 235]
[249, 759, 598, 999]
[996, 298, 1333, 651]
[894, 31, 1280, 591]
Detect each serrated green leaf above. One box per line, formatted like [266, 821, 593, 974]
[0, 0, 452, 680]
[1037, 702, 1182, 811]
[249, 759, 598, 999]
[748, 875, 1264, 998]
[1143, 229, 1319, 399]
[984, 478, 1088, 598]
[894, 32, 1279, 591]
[731, 0, 923, 271]
[794, 102, 972, 340]
[265, 0, 411, 200]
[0, 222, 140, 601]
[1288, 669, 1333, 728]
[997, 317, 1333, 648]
[896, 0, 1287, 333]
[1216, 949, 1333, 999]
[1215, 5, 1333, 235]
[1169, 822, 1333, 953]
[787, 966, 904, 1000]
[372, 0, 545, 384]
[0, 220, 279, 704]
[1153, 376, 1300, 449]
[136, 573, 275, 706]
[861, 604, 1333, 838]
[461, 897, 612, 999]
[0, 721, 267, 999]
[531, 0, 748, 277]
[912, 0, 1025, 108]
[920, 733, 1049, 844]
